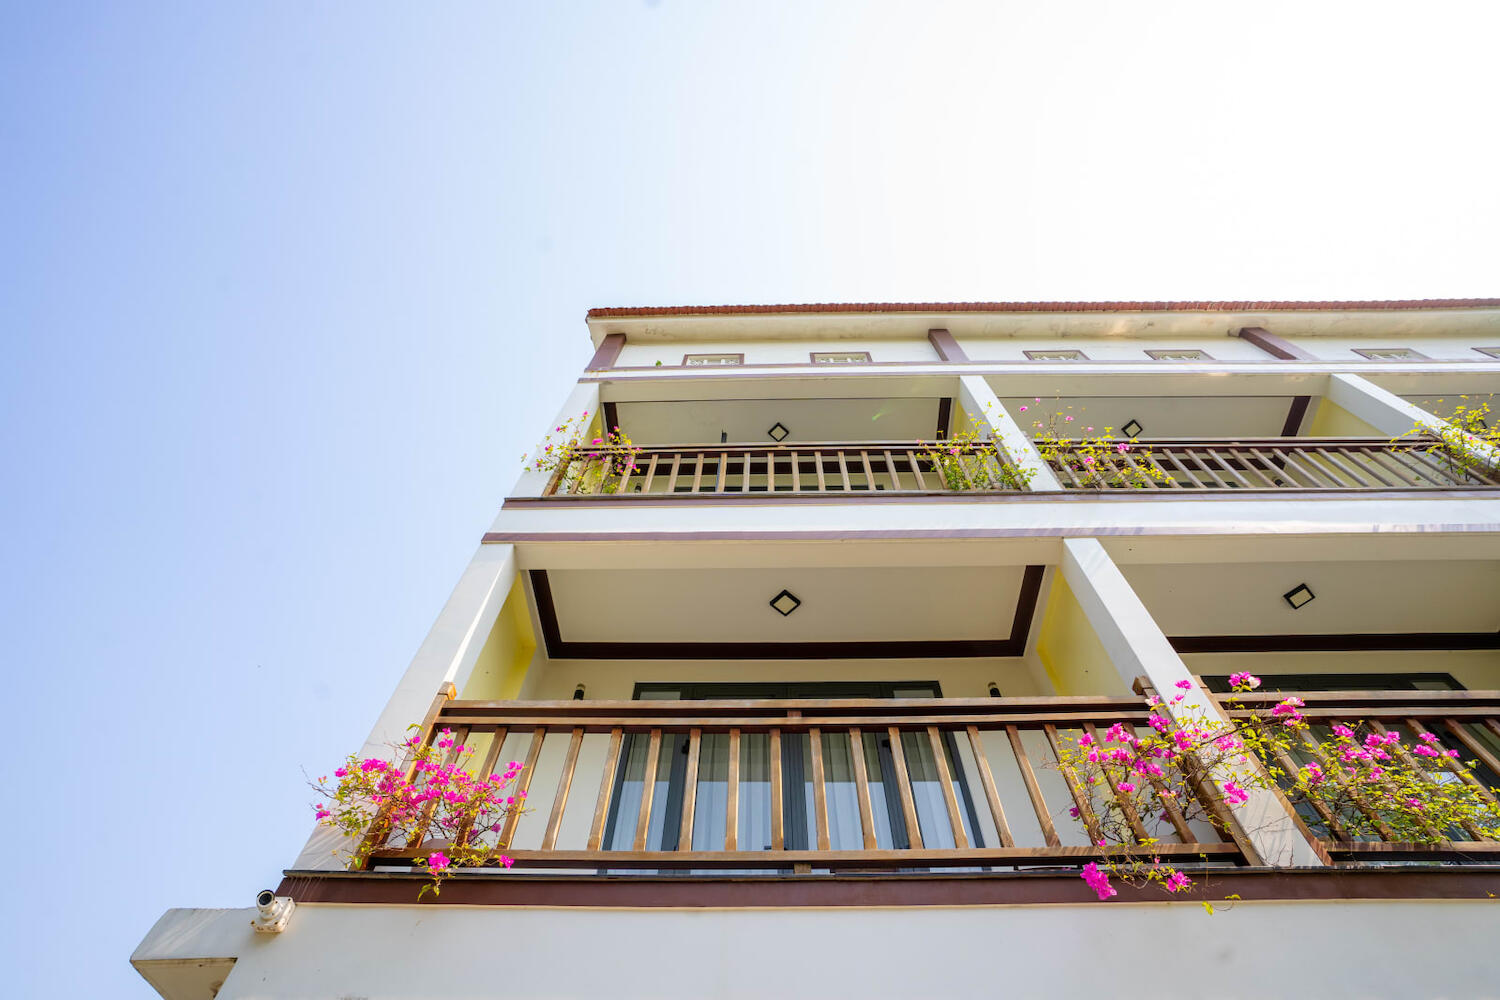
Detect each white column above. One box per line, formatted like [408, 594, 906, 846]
[1060, 538, 1324, 867]
[1328, 373, 1500, 464]
[958, 375, 1064, 490]
[291, 543, 519, 870]
[509, 381, 603, 497]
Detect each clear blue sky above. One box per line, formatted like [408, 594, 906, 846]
[3, 2, 1498, 995]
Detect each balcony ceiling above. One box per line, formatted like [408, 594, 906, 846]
[543, 565, 1031, 646]
[1124, 560, 1500, 637]
[999, 395, 1296, 439]
[617, 397, 943, 445]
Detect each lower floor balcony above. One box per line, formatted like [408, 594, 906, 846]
[335, 685, 1500, 884]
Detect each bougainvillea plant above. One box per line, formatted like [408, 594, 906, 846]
[524, 409, 642, 494]
[917, 419, 1036, 491]
[1054, 674, 1500, 906]
[1397, 395, 1500, 482]
[1023, 399, 1172, 489]
[312, 727, 529, 897]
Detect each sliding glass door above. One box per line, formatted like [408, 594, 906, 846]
[600, 682, 985, 860]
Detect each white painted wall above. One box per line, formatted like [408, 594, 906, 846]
[959, 336, 1271, 362]
[615, 338, 941, 367]
[137, 900, 1500, 1000]
[1285, 335, 1498, 361]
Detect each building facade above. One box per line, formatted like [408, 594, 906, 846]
[134, 301, 1500, 998]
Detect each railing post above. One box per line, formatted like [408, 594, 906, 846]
[1062, 538, 1325, 867]
[354, 682, 458, 868]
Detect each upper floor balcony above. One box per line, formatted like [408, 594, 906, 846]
[538, 435, 1500, 497]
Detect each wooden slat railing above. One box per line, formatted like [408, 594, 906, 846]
[1045, 436, 1500, 490]
[540, 441, 1017, 496]
[539, 437, 1500, 496]
[364, 694, 1245, 872]
[1216, 688, 1500, 861]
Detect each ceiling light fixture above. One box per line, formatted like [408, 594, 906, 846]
[1283, 583, 1315, 610]
[768, 589, 801, 616]
[1122, 418, 1143, 437]
[767, 422, 790, 442]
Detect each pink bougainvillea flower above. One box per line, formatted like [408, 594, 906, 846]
[427, 851, 451, 873]
[501, 855, 515, 869]
[1081, 862, 1116, 901]
[1174, 680, 1193, 691]
[1164, 870, 1192, 893]
[1117, 781, 1137, 794]
[1221, 781, 1249, 806]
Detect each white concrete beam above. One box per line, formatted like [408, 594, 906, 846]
[958, 374, 1064, 490]
[1059, 538, 1324, 867]
[1329, 373, 1500, 465]
[291, 543, 518, 870]
[509, 381, 602, 498]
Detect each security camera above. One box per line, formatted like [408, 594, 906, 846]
[252, 890, 295, 933]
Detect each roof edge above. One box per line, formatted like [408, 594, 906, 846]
[588, 299, 1500, 320]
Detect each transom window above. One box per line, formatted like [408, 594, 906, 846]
[1146, 349, 1211, 361]
[682, 353, 745, 366]
[1023, 349, 1088, 361]
[810, 351, 872, 364]
[1353, 347, 1425, 360]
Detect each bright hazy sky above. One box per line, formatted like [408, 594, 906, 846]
[4, 2, 1499, 995]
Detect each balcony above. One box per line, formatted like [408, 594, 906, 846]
[1045, 436, 1500, 491]
[356, 686, 1500, 876]
[536, 437, 1498, 497]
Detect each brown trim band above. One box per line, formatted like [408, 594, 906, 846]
[1171, 632, 1500, 653]
[526, 565, 1044, 660]
[278, 865, 1500, 908]
[588, 299, 1500, 320]
[498, 486, 1500, 511]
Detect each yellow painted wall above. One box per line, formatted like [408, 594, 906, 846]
[459, 576, 537, 700]
[1306, 398, 1384, 437]
[1035, 573, 1128, 695]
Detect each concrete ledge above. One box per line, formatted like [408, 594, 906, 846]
[276, 865, 1500, 909]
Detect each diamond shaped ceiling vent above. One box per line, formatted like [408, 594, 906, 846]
[768, 589, 801, 616]
[1121, 418, 1143, 437]
[767, 422, 790, 442]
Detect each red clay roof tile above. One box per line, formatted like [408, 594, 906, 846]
[587, 299, 1500, 320]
